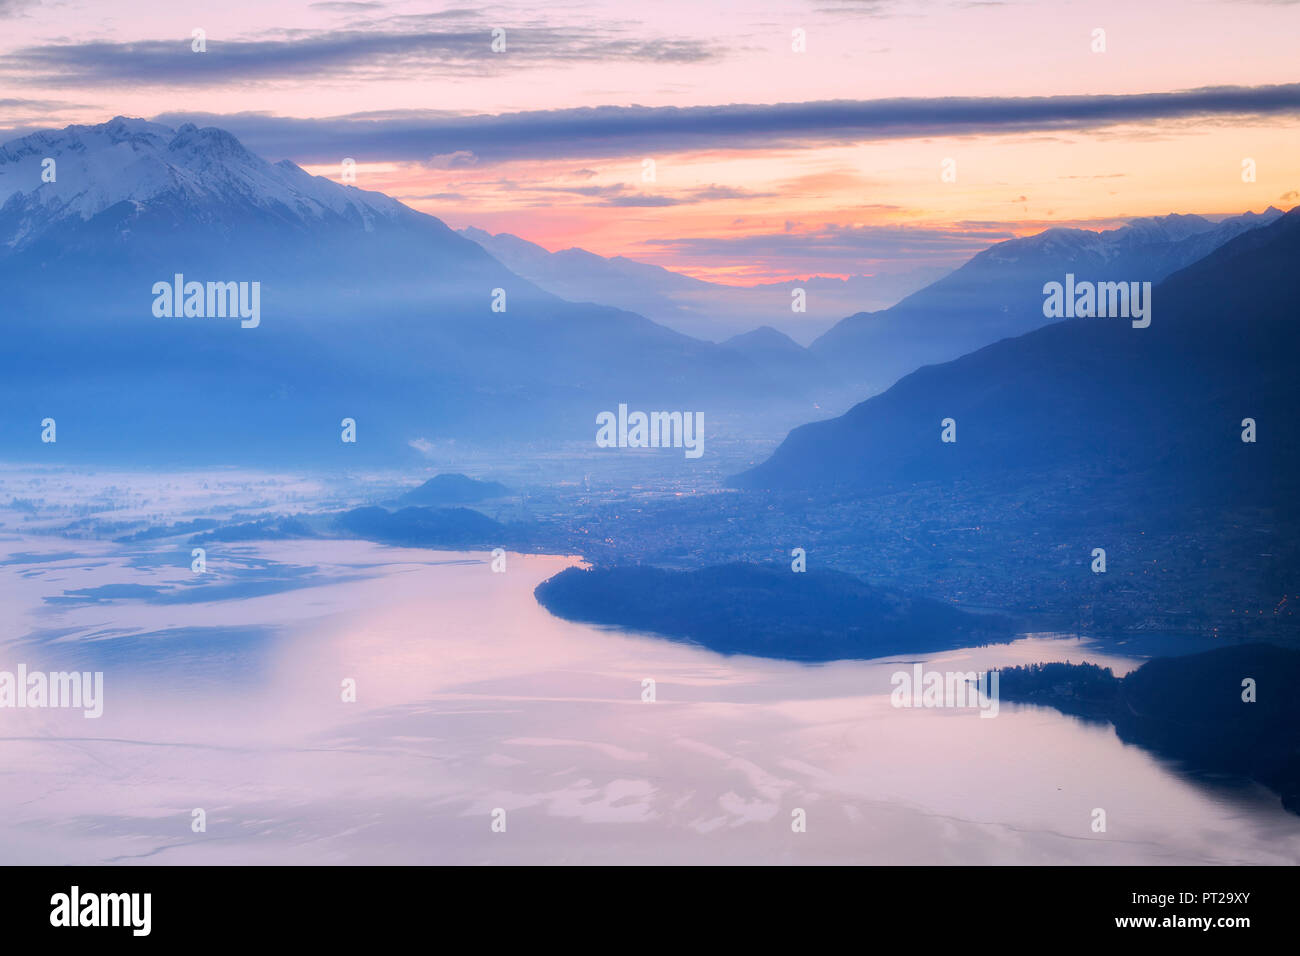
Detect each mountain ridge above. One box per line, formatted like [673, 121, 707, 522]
[735, 205, 1300, 501]
[808, 206, 1285, 392]
[0, 118, 804, 460]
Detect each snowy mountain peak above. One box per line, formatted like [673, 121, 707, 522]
[0, 117, 415, 250]
[981, 207, 1283, 267]
[1115, 212, 1214, 241]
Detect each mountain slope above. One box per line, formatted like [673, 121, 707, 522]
[396, 473, 511, 506]
[0, 117, 416, 247]
[459, 226, 924, 343]
[719, 325, 830, 382]
[0, 118, 794, 461]
[735, 206, 1300, 507]
[809, 208, 1284, 392]
[728, 209, 1300, 636]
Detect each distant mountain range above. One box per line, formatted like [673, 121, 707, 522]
[0, 117, 1287, 466]
[0, 118, 833, 461]
[718, 207, 1300, 639]
[458, 226, 928, 343]
[464, 210, 1283, 397]
[809, 208, 1284, 392]
[735, 207, 1300, 515]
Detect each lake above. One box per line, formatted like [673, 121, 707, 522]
[2, 532, 1297, 864]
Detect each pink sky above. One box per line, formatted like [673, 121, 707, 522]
[1, 0, 1297, 283]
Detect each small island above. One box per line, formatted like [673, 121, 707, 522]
[396, 473, 511, 506]
[335, 505, 507, 548]
[534, 563, 1013, 662]
[997, 643, 1300, 815]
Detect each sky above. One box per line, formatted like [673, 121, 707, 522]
[1, 0, 1297, 285]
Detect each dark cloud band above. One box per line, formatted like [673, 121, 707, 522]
[128, 84, 1300, 165]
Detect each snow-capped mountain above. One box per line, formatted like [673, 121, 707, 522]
[1, 116, 1283, 463]
[810, 206, 1286, 392]
[0, 117, 413, 250]
[983, 210, 1282, 270]
[0, 118, 813, 463]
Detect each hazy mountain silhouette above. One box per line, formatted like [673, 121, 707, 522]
[810, 208, 1284, 392]
[396, 473, 511, 506]
[720, 326, 831, 382]
[735, 206, 1300, 514]
[0, 118, 803, 462]
[459, 225, 916, 343]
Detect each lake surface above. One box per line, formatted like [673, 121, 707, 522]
[2, 532, 1298, 865]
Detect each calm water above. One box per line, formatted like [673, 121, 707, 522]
[2, 533, 1297, 865]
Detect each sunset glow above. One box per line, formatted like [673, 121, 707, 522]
[2, 0, 1298, 284]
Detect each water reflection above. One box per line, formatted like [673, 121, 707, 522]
[1, 536, 1297, 865]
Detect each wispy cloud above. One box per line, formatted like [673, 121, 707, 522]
[643, 222, 1016, 265]
[3, 20, 720, 87]
[309, 1, 389, 10]
[0, 0, 41, 17]
[116, 84, 1300, 166]
[0, 97, 88, 110]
